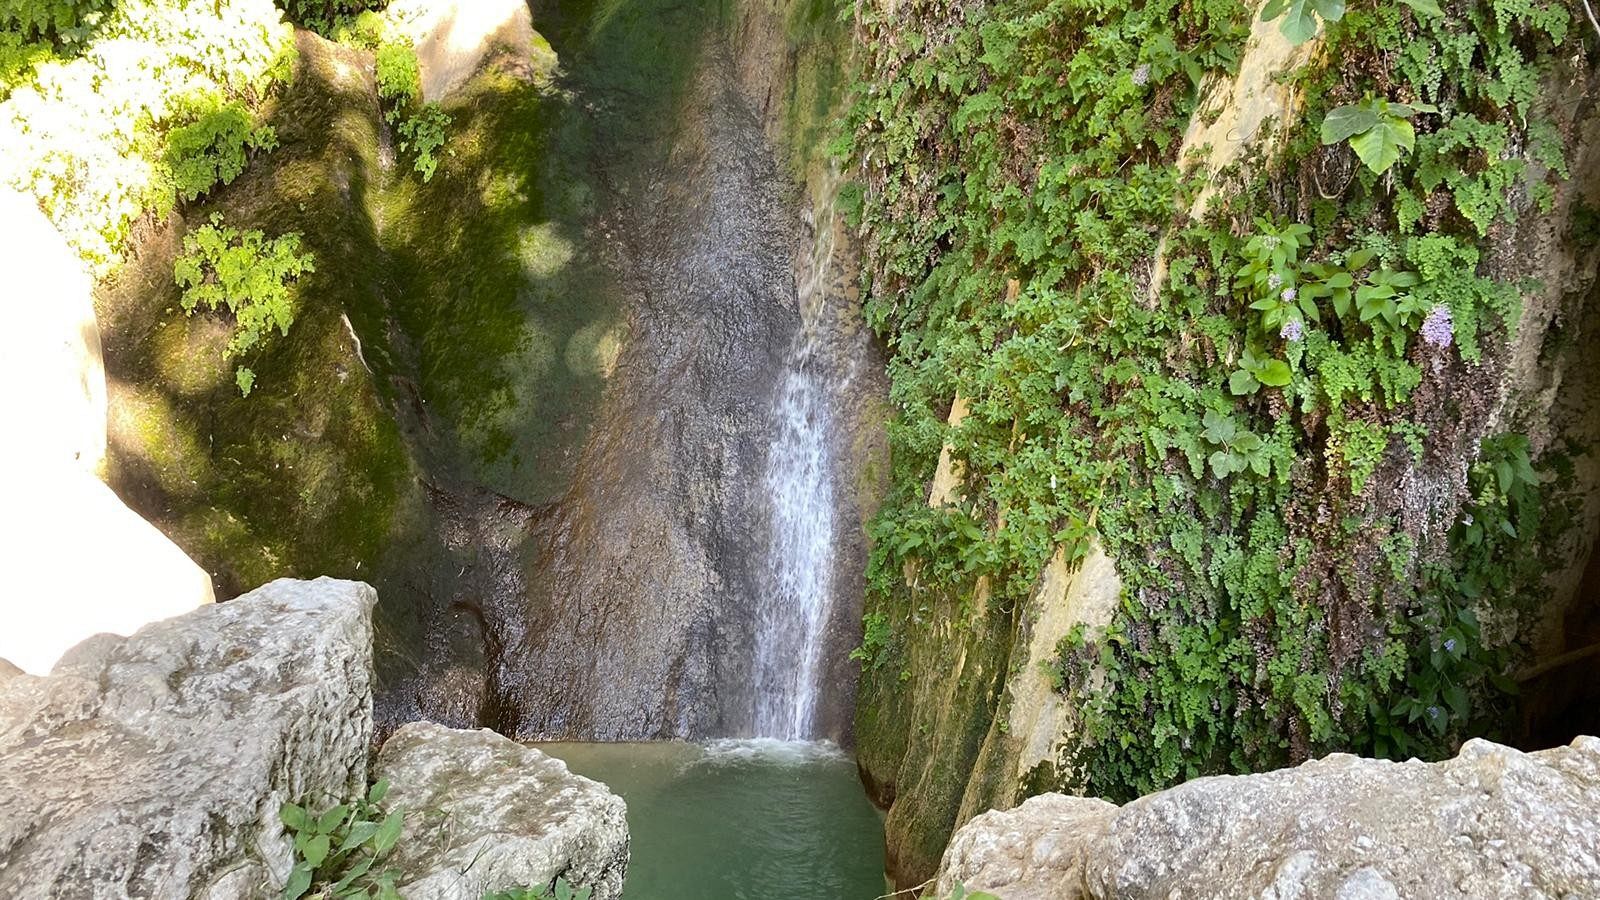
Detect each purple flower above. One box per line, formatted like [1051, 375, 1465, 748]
[1281, 287, 1297, 303]
[1427, 705, 1441, 720]
[1421, 304, 1453, 349]
[1280, 318, 1304, 343]
[1132, 64, 1151, 86]
[1267, 273, 1284, 290]
[1444, 638, 1457, 653]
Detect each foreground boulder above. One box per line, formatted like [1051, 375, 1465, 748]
[377, 723, 629, 899]
[936, 737, 1600, 899]
[0, 577, 631, 898]
[0, 578, 374, 897]
[0, 187, 214, 675]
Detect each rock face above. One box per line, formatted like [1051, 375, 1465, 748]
[0, 578, 631, 899]
[0, 187, 214, 674]
[376, 723, 629, 899]
[0, 578, 375, 898]
[935, 737, 1600, 900]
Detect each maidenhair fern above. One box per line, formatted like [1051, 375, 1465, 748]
[173, 214, 315, 396]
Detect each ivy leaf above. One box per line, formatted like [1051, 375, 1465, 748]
[1321, 104, 1382, 144]
[1276, 0, 1320, 43]
[1255, 359, 1293, 387]
[1348, 116, 1415, 173]
[1397, 0, 1444, 15]
[1311, 0, 1346, 24]
[1202, 409, 1235, 445]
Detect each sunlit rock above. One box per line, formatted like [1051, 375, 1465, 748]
[376, 722, 629, 899]
[0, 578, 375, 898]
[389, 0, 537, 102]
[0, 189, 214, 675]
[936, 737, 1600, 899]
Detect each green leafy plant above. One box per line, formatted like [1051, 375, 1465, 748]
[1229, 346, 1293, 394]
[1321, 97, 1438, 174]
[1260, 0, 1346, 45]
[397, 103, 450, 181]
[374, 39, 420, 107]
[173, 214, 315, 396]
[280, 780, 406, 900]
[0, 31, 53, 95]
[0, 0, 295, 271]
[1201, 409, 1270, 478]
[484, 878, 592, 900]
[843, 0, 1572, 815]
[0, 0, 112, 42]
[281, 0, 386, 36]
[849, 611, 893, 669]
[163, 94, 278, 205]
[1263, 0, 1441, 44]
[373, 36, 451, 181]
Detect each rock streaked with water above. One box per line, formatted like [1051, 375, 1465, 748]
[0, 577, 375, 898]
[935, 737, 1600, 899]
[377, 722, 629, 900]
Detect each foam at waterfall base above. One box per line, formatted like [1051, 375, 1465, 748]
[697, 738, 848, 767]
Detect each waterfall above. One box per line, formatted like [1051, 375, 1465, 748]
[752, 188, 841, 740]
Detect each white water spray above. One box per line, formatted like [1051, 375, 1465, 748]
[752, 188, 842, 740]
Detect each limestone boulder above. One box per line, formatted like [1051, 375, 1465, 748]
[375, 722, 629, 900]
[0, 186, 214, 675]
[0, 578, 376, 898]
[936, 737, 1600, 899]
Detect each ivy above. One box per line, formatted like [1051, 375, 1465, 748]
[845, 0, 1579, 805]
[1321, 97, 1437, 173]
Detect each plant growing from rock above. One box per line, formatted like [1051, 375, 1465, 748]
[374, 33, 450, 182]
[1321, 96, 1438, 174]
[280, 780, 406, 900]
[173, 213, 315, 396]
[161, 93, 279, 206]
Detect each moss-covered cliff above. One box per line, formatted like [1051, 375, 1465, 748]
[839, 0, 1600, 886]
[87, 5, 598, 729]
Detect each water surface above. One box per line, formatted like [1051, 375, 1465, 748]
[539, 740, 886, 899]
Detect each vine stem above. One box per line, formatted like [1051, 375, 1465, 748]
[1583, 0, 1600, 42]
[874, 877, 936, 900]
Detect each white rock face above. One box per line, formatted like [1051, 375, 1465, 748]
[936, 737, 1600, 899]
[0, 187, 214, 675]
[376, 722, 630, 900]
[388, 0, 537, 102]
[0, 578, 376, 898]
[0, 187, 104, 473]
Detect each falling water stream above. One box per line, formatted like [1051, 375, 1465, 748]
[752, 220, 838, 739]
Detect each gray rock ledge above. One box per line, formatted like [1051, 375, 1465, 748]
[376, 722, 629, 900]
[0, 577, 376, 898]
[936, 736, 1600, 899]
